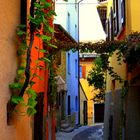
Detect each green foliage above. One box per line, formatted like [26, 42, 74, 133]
[27, 107, 37, 116]
[48, 55, 58, 105]
[9, 83, 23, 90]
[121, 32, 140, 71]
[87, 57, 106, 102]
[11, 95, 24, 104]
[85, 33, 140, 102]
[9, 0, 57, 116]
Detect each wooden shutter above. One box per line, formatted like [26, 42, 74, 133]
[82, 66, 86, 79]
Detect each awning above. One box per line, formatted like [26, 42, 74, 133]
[54, 24, 77, 43]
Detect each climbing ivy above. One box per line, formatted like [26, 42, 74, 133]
[85, 32, 140, 102]
[8, 0, 57, 116]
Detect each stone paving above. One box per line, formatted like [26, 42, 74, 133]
[56, 124, 103, 140]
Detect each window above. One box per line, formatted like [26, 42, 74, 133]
[68, 53, 70, 74]
[75, 59, 78, 78]
[75, 24, 78, 40]
[68, 95, 71, 115]
[121, 0, 125, 25]
[75, 0, 77, 10]
[106, 19, 110, 41]
[113, 0, 119, 35]
[75, 96, 78, 111]
[110, 7, 114, 41]
[80, 66, 82, 78]
[67, 12, 70, 33]
[80, 65, 86, 79]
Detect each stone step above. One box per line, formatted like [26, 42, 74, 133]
[61, 123, 70, 129]
[60, 126, 74, 133]
[61, 120, 67, 124]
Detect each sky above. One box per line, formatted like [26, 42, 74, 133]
[79, 0, 106, 42]
[54, 0, 106, 42]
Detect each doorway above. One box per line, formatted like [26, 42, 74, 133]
[68, 95, 71, 115]
[83, 101, 88, 125]
[34, 92, 44, 140]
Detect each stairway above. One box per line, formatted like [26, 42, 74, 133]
[60, 119, 75, 133]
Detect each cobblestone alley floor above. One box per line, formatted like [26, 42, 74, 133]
[56, 124, 103, 140]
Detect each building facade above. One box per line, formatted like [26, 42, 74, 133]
[0, 0, 56, 140]
[55, 0, 79, 125]
[98, 0, 140, 139]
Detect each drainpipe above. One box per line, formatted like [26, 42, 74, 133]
[77, 0, 84, 125]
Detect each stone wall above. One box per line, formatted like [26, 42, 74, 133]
[104, 85, 140, 140]
[104, 90, 121, 140]
[125, 85, 140, 140]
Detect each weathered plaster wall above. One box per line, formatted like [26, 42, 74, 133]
[12, 94, 33, 140]
[0, 1, 33, 140]
[0, 0, 19, 139]
[104, 90, 121, 140]
[125, 85, 140, 140]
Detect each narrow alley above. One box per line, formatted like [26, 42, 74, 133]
[1, 0, 140, 140]
[56, 124, 103, 140]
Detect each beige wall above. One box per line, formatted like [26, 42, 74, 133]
[0, 1, 33, 140]
[12, 95, 33, 140]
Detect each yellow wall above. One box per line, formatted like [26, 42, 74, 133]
[80, 60, 96, 125]
[106, 0, 140, 92]
[80, 85, 87, 125]
[106, 0, 113, 17]
[105, 0, 127, 92]
[126, 0, 140, 34]
[106, 52, 127, 92]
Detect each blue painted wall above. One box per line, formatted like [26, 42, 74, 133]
[55, 0, 79, 124]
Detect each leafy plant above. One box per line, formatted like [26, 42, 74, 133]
[87, 57, 106, 102]
[9, 0, 57, 116]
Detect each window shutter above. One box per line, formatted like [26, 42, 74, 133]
[82, 66, 86, 79]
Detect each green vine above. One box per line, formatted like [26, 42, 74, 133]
[8, 0, 57, 116]
[48, 54, 58, 105]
